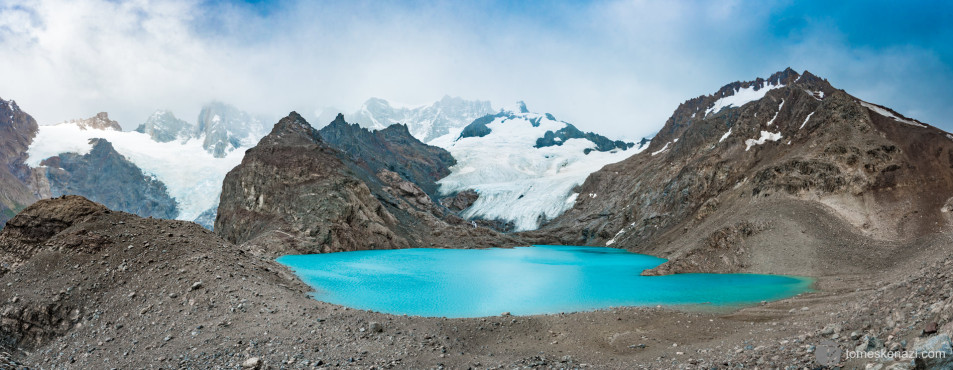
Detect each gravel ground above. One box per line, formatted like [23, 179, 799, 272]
[1, 197, 952, 369]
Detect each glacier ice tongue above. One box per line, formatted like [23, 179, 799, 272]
[436, 111, 633, 231]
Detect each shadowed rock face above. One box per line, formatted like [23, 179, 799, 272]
[215, 112, 522, 256]
[536, 68, 953, 276]
[318, 114, 455, 196]
[0, 98, 42, 227]
[534, 122, 634, 152]
[38, 139, 178, 220]
[214, 112, 406, 254]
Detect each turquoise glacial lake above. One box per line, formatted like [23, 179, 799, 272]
[277, 245, 812, 318]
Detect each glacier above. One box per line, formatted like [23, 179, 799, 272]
[435, 105, 642, 231]
[27, 117, 257, 224]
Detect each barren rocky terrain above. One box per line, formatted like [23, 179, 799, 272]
[0, 197, 950, 369]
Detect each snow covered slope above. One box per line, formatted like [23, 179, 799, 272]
[26, 112, 253, 226]
[335, 96, 495, 143]
[435, 102, 646, 231]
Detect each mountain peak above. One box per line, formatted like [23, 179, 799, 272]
[265, 111, 321, 145]
[766, 67, 800, 86]
[196, 101, 266, 157]
[2, 98, 20, 113]
[332, 113, 347, 125]
[136, 109, 192, 143]
[283, 111, 307, 125]
[63, 112, 122, 131]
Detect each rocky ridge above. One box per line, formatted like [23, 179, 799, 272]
[60, 112, 122, 131]
[318, 114, 455, 197]
[0, 97, 44, 227]
[215, 112, 520, 256]
[540, 68, 953, 277]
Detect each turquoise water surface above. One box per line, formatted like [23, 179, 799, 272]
[277, 245, 812, 318]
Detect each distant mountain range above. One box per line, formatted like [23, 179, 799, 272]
[24, 103, 265, 228]
[1, 96, 638, 232]
[136, 102, 267, 158]
[317, 96, 495, 144]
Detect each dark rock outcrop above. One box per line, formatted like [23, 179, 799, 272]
[539, 68, 953, 276]
[0, 98, 42, 227]
[38, 139, 178, 219]
[318, 114, 454, 196]
[535, 123, 633, 152]
[458, 104, 634, 154]
[215, 112, 521, 256]
[458, 114, 497, 139]
[440, 190, 479, 212]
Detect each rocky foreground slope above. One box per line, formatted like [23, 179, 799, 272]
[2, 196, 952, 369]
[540, 68, 953, 277]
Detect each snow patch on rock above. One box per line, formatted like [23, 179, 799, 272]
[860, 101, 926, 128]
[651, 142, 670, 156]
[719, 128, 732, 143]
[706, 83, 783, 116]
[744, 131, 783, 151]
[766, 100, 784, 126]
[800, 111, 815, 129]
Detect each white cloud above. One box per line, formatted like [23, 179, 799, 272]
[0, 0, 948, 140]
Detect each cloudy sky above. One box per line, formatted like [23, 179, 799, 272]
[0, 0, 950, 140]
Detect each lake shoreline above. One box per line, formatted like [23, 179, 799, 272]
[277, 245, 814, 318]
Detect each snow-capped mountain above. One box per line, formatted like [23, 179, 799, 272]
[134, 102, 269, 158]
[135, 110, 192, 143]
[196, 102, 268, 158]
[26, 108, 256, 228]
[435, 102, 647, 231]
[330, 96, 495, 143]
